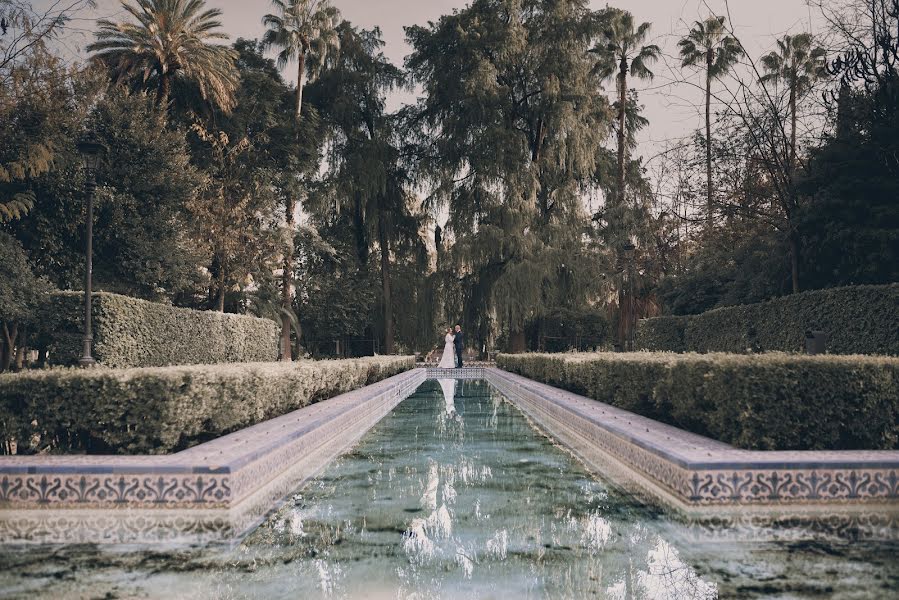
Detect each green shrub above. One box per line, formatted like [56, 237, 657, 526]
[633, 315, 688, 353]
[35, 292, 279, 367]
[636, 284, 899, 355]
[0, 356, 414, 455]
[497, 352, 899, 451]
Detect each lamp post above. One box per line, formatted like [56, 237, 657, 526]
[76, 134, 106, 367]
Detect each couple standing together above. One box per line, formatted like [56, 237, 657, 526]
[438, 325, 465, 369]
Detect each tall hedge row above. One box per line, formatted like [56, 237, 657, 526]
[37, 292, 279, 367]
[636, 284, 899, 355]
[0, 356, 415, 455]
[497, 352, 899, 451]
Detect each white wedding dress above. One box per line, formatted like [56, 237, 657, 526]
[438, 333, 456, 368]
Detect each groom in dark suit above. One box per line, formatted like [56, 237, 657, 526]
[453, 324, 464, 368]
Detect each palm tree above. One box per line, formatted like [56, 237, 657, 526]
[261, 0, 340, 361]
[678, 16, 743, 228]
[760, 33, 825, 295]
[760, 33, 826, 169]
[87, 0, 239, 112]
[592, 9, 660, 208]
[261, 0, 341, 119]
[591, 10, 658, 351]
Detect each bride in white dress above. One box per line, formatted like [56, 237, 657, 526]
[438, 328, 456, 368]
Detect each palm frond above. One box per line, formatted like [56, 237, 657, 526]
[87, 0, 239, 113]
[0, 192, 35, 223]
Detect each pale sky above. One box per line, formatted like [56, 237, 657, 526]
[41, 0, 825, 166]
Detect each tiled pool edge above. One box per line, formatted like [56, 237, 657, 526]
[484, 368, 899, 512]
[0, 369, 426, 510]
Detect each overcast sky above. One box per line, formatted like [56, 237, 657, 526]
[43, 0, 825, 168]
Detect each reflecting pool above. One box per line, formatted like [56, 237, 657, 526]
[1, 380, 897, 599]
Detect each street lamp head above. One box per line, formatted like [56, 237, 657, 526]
[76, 134, 107, 172]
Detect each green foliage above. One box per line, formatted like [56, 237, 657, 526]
[184, 39, 321, 314]
[632, 315, 689, 353]
[759, 33, 826, 99]
[36, 291, 280, 368]
[305, 22, 419, 354]
[498, 352, 899, 451]
[406, 0, 610, 347]
[89, 88, 208, 298]
[638, 284, 899, 355]
[295, 221, 378, 342]
[657, 217, 791, 315]
[0, 232, 53, 371]
[678, 16, 743, 79]
[0, 356, 414, 455]
[799, 81, 899, 289]
[261, 0, 341, 122]
[0, 48, 77, 224]
[10, 84, 207, 299]
[0, 232, 51, 324]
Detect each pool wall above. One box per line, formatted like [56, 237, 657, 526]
[484, 368, 899, 511]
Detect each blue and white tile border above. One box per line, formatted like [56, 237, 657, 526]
[483, 368, 899, 512]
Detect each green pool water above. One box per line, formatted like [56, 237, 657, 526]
[0, 380, 897, 599]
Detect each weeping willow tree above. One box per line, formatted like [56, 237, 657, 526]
[406, 0, 612, 352]
[306, 22, 424, 354]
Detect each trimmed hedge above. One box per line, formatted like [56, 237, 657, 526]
[636, 284, 899, 355]
[37, 292, 279, 367]
[497, 352, 899, 451]
[0, 356, 414, 455]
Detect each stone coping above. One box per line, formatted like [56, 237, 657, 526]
[0, 369, 426, 510]
[484, 368, 899, 511]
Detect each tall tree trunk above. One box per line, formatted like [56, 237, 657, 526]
[156, 73, 172, 109]
[617, 58, 628, 207]
[789, 229, 801, 294]
[508, 329, 526, 354]
[282, 51, 306, 360]
[354, 191, 368, 264]
[789, 83, 797, 170]
[705, 52, 714, 230]
[788, 78, 800, 295]
[281, 194, 296, 361]
[296, 53, 306, 119]
[378, 211, 394, 355]
[1, 322, 17, 373]
[616, 58, 629, 352]
[434, 224, 443, 271]
[616, 287, 628, 350]
[217, 259, 226, 313]
[14, 326, 26, 371]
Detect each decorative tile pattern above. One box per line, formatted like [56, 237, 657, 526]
[673, 510, 899, 543]
[425, 367, 487, 380]
[0, 473, 232, 508]
[0, 510, 237, 545]
[485, 368, 899, 509]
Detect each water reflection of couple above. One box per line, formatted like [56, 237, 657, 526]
[438, 379, 460, 419]
[438, 325, 465, 369]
